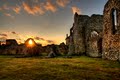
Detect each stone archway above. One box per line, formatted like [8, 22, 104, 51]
[102, 0, 120, 60]
[87, 31, 102, 57]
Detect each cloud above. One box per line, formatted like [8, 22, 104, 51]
[33, 5, 45, 15]
[34, 36, 55, 44]
[13, 5, 21, 14]
[34, 36, 45, 41]
[22, 2, 45, 15]
[4, 13, 15, 18]
[1, 0, 71, 16]
[44, 1, 57, 12]
[0, 31, 56, 45]
[47, 40, 54, 43]
[56, 0, 70, 7]
[71, 6, 81, 14]
[11, 31, 17, 35]
[0, 33, 7, 37]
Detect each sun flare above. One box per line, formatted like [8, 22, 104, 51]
[29, 39, 33, 45]
[25, 38, 36, 47]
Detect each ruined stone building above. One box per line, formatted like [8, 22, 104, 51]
[0, 38, 68, 57]
[6, 39, 18, 46]
[102, 0, 120, 60]
[66, 0, 120, 60]
[0, 38, 41, 56]
[0, 0, 119, 60]
[66, 13, 103, 57]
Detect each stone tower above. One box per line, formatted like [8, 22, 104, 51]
[102, 0, 120, 60]
[73, 13, 89, 55]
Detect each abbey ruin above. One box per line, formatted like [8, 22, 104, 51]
[66, 0, 120, 60]
[66, 13, 103, 57]
[102, 0, 120, 60]
[0, 0, 119, 61]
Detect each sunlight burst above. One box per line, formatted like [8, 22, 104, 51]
[26, 39, 35, 47]
[29, 39, 33, 45]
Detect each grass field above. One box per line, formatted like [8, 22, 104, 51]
[0, 55, 120, 80]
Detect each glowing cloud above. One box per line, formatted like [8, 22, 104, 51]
[4, 13, 14, 18]
[0, 30, 56, 46]
[47, 40, 54, 44]
[11, 31, 17, 35]
[13, 5, 21, 14]
[34, 36, 55, 44]
[34, 37, 45, 41]
[56, 0, 70, 7]
[0, 34, 7, 37]
[71, 6, 81, 14]
[44, 1, 57, 12]
[33, 5, 45, 15]
[22, 2, 45, 15]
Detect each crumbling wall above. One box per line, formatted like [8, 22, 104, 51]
[102, 0, 120, 60]
[67, 25, 75, 56]
[66, 13, 104, 56]
[73, 13, 89, 55]
[65, 34, 70, 46]
[66, 13, 103, 56]
[6, 39, 18, 46]
[86, 15, 103, 57]
[58, 42, 68, 55]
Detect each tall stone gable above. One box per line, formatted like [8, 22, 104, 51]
[73, 13, 89, 55]
[102, 0, 120, 60]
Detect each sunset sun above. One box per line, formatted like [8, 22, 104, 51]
[25, 38, 36, 47]
[29, 39, 33, 45]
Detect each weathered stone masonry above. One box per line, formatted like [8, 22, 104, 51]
[66, 0, 120, 60]
[86, 15, 103, 57]
[66, 13, 103, 57]
[73, 13, 89, 55]
[102, 0, 120, 60]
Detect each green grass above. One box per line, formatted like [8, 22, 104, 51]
[0, 55, 120, 80]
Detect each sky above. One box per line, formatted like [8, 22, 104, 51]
[0, 0, 108, 46]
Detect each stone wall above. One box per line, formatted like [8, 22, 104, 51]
[6, 39, 18, 46]
[102, 0, 120, 60]
[86, 14, 103, 57]
[66, 0, 120, 60]
[73, 13, 89, 55]
[66, 13, 103, 57]
[66, 24, 75, 56]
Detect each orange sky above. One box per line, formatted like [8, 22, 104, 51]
[0, 0, 107, 46]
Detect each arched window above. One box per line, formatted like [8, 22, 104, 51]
[112, 9, 118, 34]
[91, 31, 98, 38]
